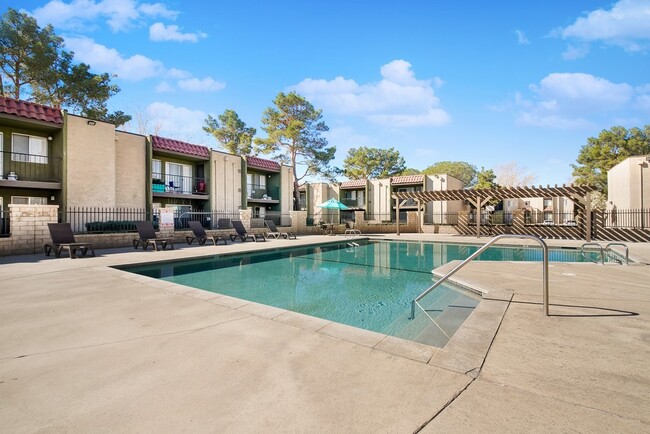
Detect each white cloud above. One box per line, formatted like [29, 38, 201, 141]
[149, 22, 207, 42]
[31, 0, 179, 32]
[292, 60, 450, 127]
[515, 72, 638, 129]
[154, 81, 174, 93]
[515, 30, 530, 45]
[555, 0, 650, 54]
[145, 102, 210, 142]
[166, 68, 192, 79]
[561, 44, 590, 60]
[64, 36, 164, 80]
[177, 77, 226, 92]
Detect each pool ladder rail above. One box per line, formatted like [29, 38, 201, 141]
[410, 235, 550, 327]
[580, 242, 629, 265]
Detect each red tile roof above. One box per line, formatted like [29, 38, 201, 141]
[391, 174, 424, 185]
[151, 135, 210, 159]
[0, 96, 63, 125]
[247, 156, 281, 172]
[340, 179, 366, 189]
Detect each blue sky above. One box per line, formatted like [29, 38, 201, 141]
[8, 0, 650, 185]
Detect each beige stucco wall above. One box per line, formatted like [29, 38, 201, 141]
[608, 155, 650, 209]
[280, 165, 293, 214]
[114, 131, 146, 208]
[306, 182, 336, 223]
[210, 151, 243, 211]
[65, 115, 117, 207]
[367, 179, 391, 220]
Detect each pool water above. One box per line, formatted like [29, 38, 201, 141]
[118, 240, 614, 348]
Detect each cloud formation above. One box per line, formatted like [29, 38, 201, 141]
[515, 30, 530, 45]
[31, 0, 178, 32]
[555, 0, 650, 57]
[177, 77, 226, 92]
[64, 36, 164, 80]
[292, 60, 450, 127]
[144, 102, 210, 142]
[149, 22, 207, 42]
[515, 72, 643, 129]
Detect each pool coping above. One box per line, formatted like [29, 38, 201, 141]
[110, 239, 513, 375]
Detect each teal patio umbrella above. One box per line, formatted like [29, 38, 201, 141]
[317, 198, 350, 210]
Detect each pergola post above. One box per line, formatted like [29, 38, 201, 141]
[585, 193, 592, 242]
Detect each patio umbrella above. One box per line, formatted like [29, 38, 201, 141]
[317, 198, 350, 210]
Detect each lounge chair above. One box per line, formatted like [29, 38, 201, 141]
[44, 223, 95, 259]
[264, 220, 296, 239]
[133, 221, 174, 251]
[186, 221, 227, 246]
[344, 221, 362, 237]
[229, 220, 266, 242]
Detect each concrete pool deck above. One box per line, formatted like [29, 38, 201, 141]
[1, 234, 649, 432]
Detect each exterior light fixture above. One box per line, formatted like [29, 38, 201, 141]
[87, 120, 97, 126]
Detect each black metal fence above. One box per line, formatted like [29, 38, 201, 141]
[0, 208, 9, 237]
[62, 207, 153, 233]
[601, 208, 650, 229]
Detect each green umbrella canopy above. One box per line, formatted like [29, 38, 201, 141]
[317, 198, 350, 210]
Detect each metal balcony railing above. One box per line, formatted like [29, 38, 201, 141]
[152, 172, 208, 195]
[247, 184, 280, 200]
[1, 151, 62, 182]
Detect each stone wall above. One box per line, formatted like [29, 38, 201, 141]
[1, 204, 59, 256]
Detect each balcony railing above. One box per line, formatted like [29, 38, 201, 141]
[247, 184, 280, 200]
[1, 151, 62, 182]
[152, 172, 208, 195]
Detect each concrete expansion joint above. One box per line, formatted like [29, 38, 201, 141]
[414, 376, 477, 433]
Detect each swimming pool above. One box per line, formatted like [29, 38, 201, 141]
[118, 240, 617, 348]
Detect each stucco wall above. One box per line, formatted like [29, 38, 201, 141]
[608, 156, 650, 209]
[65, 115, 117, 207]
[367, 179, 390, 220]
[211, 151, 243, 211]
[280, 165, 293, 214]
[115, 131, 147, 208]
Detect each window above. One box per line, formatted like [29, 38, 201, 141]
[152, 159, 162, 179]
[12, 134, 48, 164]
[165, 162, 192, 193]
[247, 173, 267, 198]
[11, 196, 48, 205]
[543, 198, 552, 208]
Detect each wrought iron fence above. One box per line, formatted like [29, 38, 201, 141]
[601, 208, 650, 229]
[62, 207, 153, 234]
[0, 207, 9, 237]
[174, 210, 241, 230]
[521, 211, 576, 226]
[1, 151, 62, 182]
[259, 211, 292, 227]
[363, 212, 394, 224]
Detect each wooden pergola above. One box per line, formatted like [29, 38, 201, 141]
[391, 184, 598, 239]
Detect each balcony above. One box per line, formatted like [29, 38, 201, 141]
[247, 184, 280, 203]
[0, 151, 62, 189]
[152, 172, 209, 200]
[340, 198, 365, 208]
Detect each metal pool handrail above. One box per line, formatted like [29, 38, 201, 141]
[580, 243, 604, 264]
[605, 242, 629, 265]
[410, 234, 550, 320]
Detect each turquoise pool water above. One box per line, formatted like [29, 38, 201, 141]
[118, 240, 614, 347]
